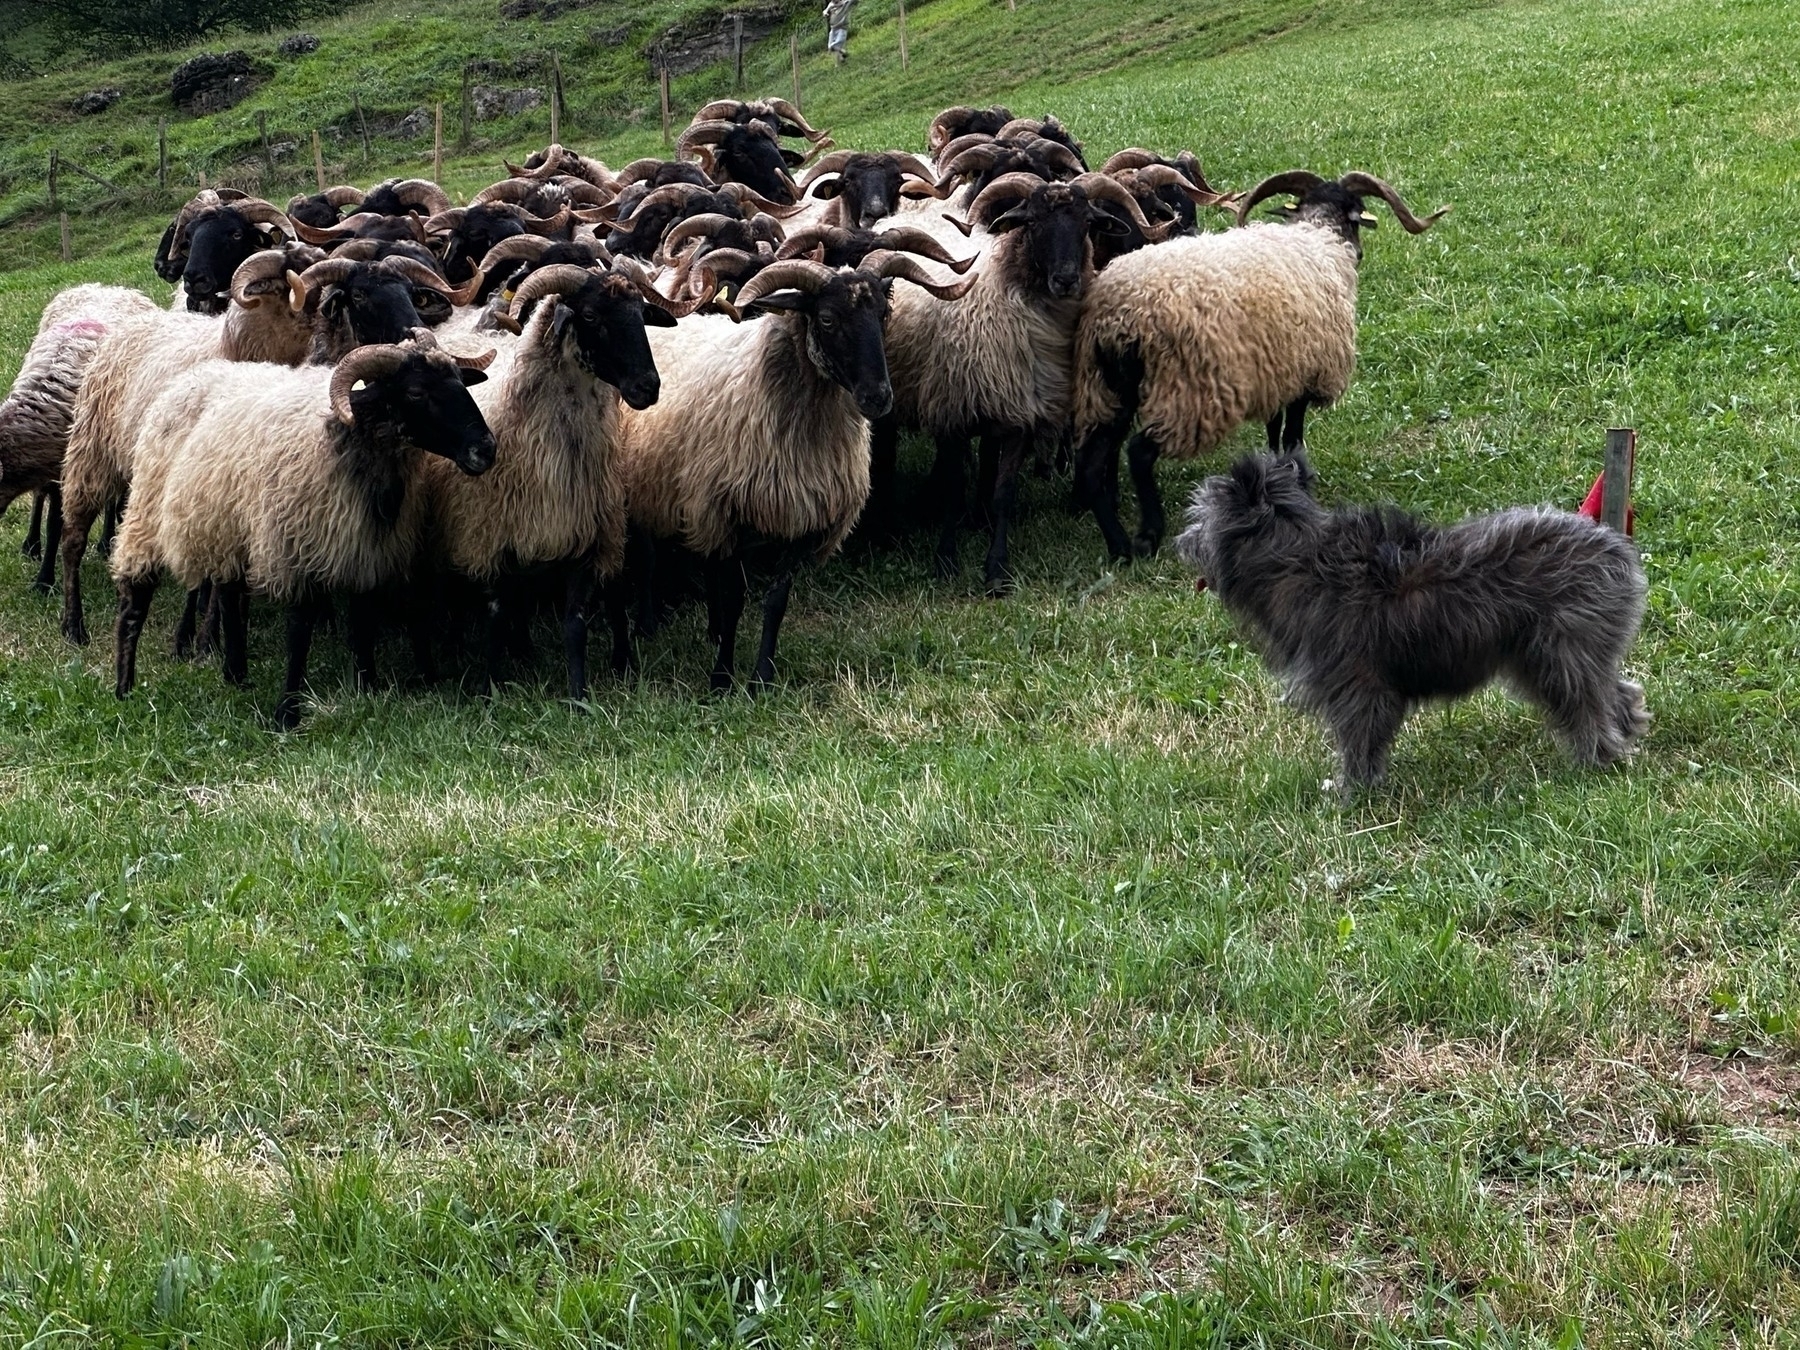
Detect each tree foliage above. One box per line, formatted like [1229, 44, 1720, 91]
[36, 0, 346, 53]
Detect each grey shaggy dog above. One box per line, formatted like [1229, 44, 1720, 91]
[1175, 452, 1650, 786]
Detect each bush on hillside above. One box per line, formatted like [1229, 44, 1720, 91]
[37, 0, 350, 55]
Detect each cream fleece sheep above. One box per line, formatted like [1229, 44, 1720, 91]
[1072, 224, 1359, 461]
[619, 311, 871, 561]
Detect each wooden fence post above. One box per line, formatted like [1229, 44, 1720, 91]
[258, 108, 275, 180]
[60, 213, 72, 263]
[353, 89, 372, 163]
[312, 130, 326, 189]
[551, 52, 565, 142]
[733, 14, 744, 91]
[433, 102, 444, 183]
[660, 63, 672, 149]
[1601, 428, 1636, 534]
[898, 0, 909, 70]
[158, 118, 168, 189]
[791, 33, 801, 112]
[47, 149, 58, 211]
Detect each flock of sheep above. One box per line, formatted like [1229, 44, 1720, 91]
[0, 96, 1453, 731]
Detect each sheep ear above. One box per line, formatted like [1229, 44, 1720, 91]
[642, 306, 678, 328]
[812, 179, 845, 200]
[989, 207, 1030, 234]
[458, 368, 488, 387]
[550, 303, 571, 339]
[780, 149, 806, 167]
[745, 290, 809, 316]
[1089, 209, 1132, 237]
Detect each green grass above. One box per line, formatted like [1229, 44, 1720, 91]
[3, 0, 1800, 1343]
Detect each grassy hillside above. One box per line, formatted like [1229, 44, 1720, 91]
[2, 0, 1800, 1344]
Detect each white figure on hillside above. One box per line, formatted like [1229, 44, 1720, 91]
[825, 0, 856, 63]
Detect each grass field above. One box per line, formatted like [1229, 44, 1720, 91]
[3, 0, 1800, 1343]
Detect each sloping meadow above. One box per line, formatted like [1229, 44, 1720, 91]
[0, 0, 1797, 1342]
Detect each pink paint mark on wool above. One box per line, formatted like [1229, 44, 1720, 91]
[49, 320, 108, 338]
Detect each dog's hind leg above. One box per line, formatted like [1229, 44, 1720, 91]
[1512, 637, 1638, 765]
[1125, 429, 1165, 557]
[1327, 689, 1407, 787]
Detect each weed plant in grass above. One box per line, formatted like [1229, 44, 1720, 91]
[2, 0, 1800, 1344]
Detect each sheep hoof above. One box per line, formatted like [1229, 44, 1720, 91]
[20, 538, 41, 561]
[1132, 532, 1161, 559]
[933, 552, 959, 582]
[29, 576, 52, 596]
[62, 619, 89, 647]
[273, 697, 303, 731]
[709, 670, 734, 695]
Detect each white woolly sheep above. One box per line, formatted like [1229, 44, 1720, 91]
[1071, 170, 1448, 560]
[618, 252, 971, 689]
[111, 330, 496, 728]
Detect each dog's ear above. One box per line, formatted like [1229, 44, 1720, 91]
[1226, 455, 1273, 514]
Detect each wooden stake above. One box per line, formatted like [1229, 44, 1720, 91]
[660, 63, 672, 149]
[312, 130, 326, 189]
[353, 89, 372, 163]
[59, 212, 72, 263]
[258, 108, 274, 180]
[47, 149, 57, 211]
[551, 52, 564, 142]
[158, 118, 168, 189]
[1601, 428, 1636, 534]
[898, 0, 909, 70]
[433, 102, 444, 183]
[733, 13, 744, 91]
[791, 33, 801, 112]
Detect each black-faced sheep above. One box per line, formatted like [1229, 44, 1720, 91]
[1071, 170, 1448, 560]
[153, 191, 296, 314]
[111, 331, 496, 728]
[797, 150, 947, 230]
[619, 253, 971, 690]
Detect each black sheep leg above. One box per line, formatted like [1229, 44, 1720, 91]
[1280, 395, 1309, 452]
[100, 492, 124, 558]
[276, 595, 326, 730]
[927, 432, 969, 579]
[404, 572, 442, 686]
[561, 557, 596, 701]
[1075, 346, 1143, 562]
[22, 488, 45, 559]
[863, 414, 901, 538]
[983, 432, 1029, 594]
[602, 572, 634, 676]
[750, 535, 822, 691]
[197, 580, 223, 657]
[219, 579, 250, 687]
[30, 485, 60, 592]
[704, 554, 746, 692]
[480, 579, 509, 695]
[172, 585, 203, 660]
[113, 575, 158, 699]
[346, 591, 380, 693]
[1124, 429, 1166, 557]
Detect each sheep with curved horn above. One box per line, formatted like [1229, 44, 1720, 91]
[1073, 169, 1449, 560]
[797, 150, 948, 231]
[776, 225, 975, 273]
[287, 185, 369, 231]
[678, 118, 800, 206]
[156, 193, 295, 315]
[617, 252, 971, 690]
[927, 105, 1016, 155]
[111, 330, 496, 726]
[360, 177, 453, 217]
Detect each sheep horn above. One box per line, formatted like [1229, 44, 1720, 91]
[1132, 163, 1233, 207]
[228, 249, 293, 308]
[695, 98, 750, 121]
[731, 259, 836, 311]
[964, 172, 1050, 227]
[613, 157, 675, 187]
[616, 255, 716, 319]
[677, 119, 738, 157]
[995, 117, 1047, 142]
[1025, 137, 1085, 180]
[288, 257, 364, 312]
[933, 132, 995, 170]
[1335, 172, 1452, 234]
[386, 179, 452, 215]
[939, 142, 1008, 187]
[928, 106, 981, 153]
[799, 149, 859, 188]
[553, 181, 611, 208]
[873, 227, 977, 273]
[329, 343, 412, 426]
[761, 97, 828, 143]
[775, 226, 850, 260]
[522, 207, 575, 238]
[860, 250, 978, 301]
[475, 234, 555, 274]
[1101, 148, 1163, 175]
[656, 213, 746, 265]
[474, 179, 542, 205]
[292, 212, 381, 244]
[509, 143, 568, 179]
[1234, 170, 1327, 226]
[891, 152, 944, 190]
[1072, 172, 1166, 240]
[424, 208, 467, 235]
[716, 182, 807, 219]
[233, 198, 296, 237]
[508, 263, 598, 322]
[382, 256, 481, 305]
[323, 185, 366, 208]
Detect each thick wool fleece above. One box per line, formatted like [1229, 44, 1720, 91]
[618, 310, 870, 560]
[1073, 224, 1359, 459]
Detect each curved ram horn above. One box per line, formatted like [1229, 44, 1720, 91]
[228, 249, 294, 308]
[995, 117, 1047, 142]
[612, 157, 674, 187]
[860, 250, 978, 301]
[891, 152, 943, 188]
[1335, 172, 1451, 233]
[730, 259, 836, 311]
[521, 207, 575, 238]
[473, 179, 542, 206]
[655, 213, 745, 265]
[927, 106, 982, 154]
[508, 263, 598, 322]
[1132, 163, 1233, 207]
[1071, 172, 1166, 240]
[761, 97, 828, 143]
[774, 226, 849, 260]
[1023, 136, 1084, 179]
[873, 227, 977, 273]
[474, 235, 555, 274]
[386, 179, 452, 215]
[292, 211, 384, 244]
[715, 182, 807, 218]
[677, 119, 739, 158]
[1101, 148, 1163, 175]
[381, 256, 482, 305]
[288, 257, 362, 312]
[1234, 169, 1327, 227]
[964, 171, 1051, 227]
[799, 148, 859, 189]
[933, 132, 995, 170]
[424, 208, 467, 234]
[615, 255, 716, 319]
[329, 342, 412, 426]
